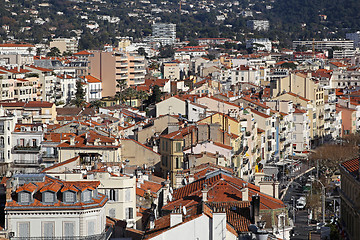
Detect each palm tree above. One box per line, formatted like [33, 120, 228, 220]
[136, 90, 149, 111]
[90, 100, 104, 110]
[115, 79, 127, 104]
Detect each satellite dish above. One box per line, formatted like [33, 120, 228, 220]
[182, 206, 187, 215]
[107, 167, 112, 173]
[168, 194, 173, 202]
[169, 187, 173, 194]
[183, 178, 188, 185]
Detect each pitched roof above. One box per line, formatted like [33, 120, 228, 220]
[41, 156, 80, 173]
[341, 157, 360, 179]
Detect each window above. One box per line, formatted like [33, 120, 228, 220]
[109, 208, 116, 218]
[175, 142, 182, 152]
[107, 189, 118, 201]
[125, 189, 131, 202]
[42, 222, 54, 237]
[126, 207, 133, 220]
[18, 222, 30, 238]
[87, 221, 95, 236]
[43, 192, 54, 203]
[32, 139, 37, 147]
[20, 192, 30, 204]
[64, 191, 75, 203]
[82, 190, 92, 202]
[63, 222, 74, 237]
[0, 137, 3, 146]
[176, 157, 181, 169]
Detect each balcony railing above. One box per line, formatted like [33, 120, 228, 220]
[13, 159, 41, 165]
[11, 231, 110, 240]
[13, 146, 40, 153]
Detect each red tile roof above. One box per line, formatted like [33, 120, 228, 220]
[7, 176, 105, 211]
[341, 157, 360, 178]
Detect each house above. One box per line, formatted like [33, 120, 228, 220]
[156, 96, 186, 118]
[57, 130, 121, 163]
[5, 173, 108, 239]
[11, 123, 44, 172]
[339, 157, 360, 240]
[142, 170, 291, 239]
[42, 158, 137, 228]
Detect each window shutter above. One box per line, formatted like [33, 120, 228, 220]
[129, 207, 133, 219]
[43, 222, 54, 237]
[87, 221, 95, 236]
[125, 189, 130, 202]
[18, 222, 29, 237]
[64, 222, 74, 237]
[109, 208, 116, 218]
[125, 208, 129, 219]
[114, 189, 119, 201]
[105, 189, 110, 198]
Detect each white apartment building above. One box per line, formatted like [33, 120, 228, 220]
[292, 40, 354, 51]
[49, 37, 78, 54]
[230, 65, 260, 85]
[246, 38, 272, 52]
[0, 43, 36, 56]
[11, 123, 44, 172]
[0, 112, 16, 165]
[5, 174, 108, 239]
[81, 75, 102, 102]
[55, 74, 77, 105]
[152, 23, 176, 45]
[247, 20, 269, 31]
[346, 31, 360, 48]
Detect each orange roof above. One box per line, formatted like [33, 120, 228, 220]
[341, 157, 359, 178]
[7, 176, 105, 211]
[0, 43, 34, 47]
[26, 65, 52, 72]
[286, 92, 310, 102]
[74, 50, 92, 55]
[82, 75, 101, 83]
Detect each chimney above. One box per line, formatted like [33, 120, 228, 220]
[5, 179, 12, 202]
[69, 135, 75, 146]
[149, 214, 155, 230]
[201, 184, 208, 202]
[254, 172, 265, 186]
[94, 138, 101, 146]
[170, 208, 183, 227]
[251, 195, 260, 224]
[241, 187, 249, 201]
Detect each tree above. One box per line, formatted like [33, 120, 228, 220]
[309, 137, 359, 177]
[149, 85, 162, 104]
[47, 47, 61, 57]
[137, 47, 147, 58]
[72, 80, 86, 107]
[115, 79, 127, 104]
[90, 100, 104, 110]
[159, 45, 175, 58]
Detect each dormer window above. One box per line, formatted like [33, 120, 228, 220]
[82, 189, 92, 202]
[42, 191, 55, 204]
[19, 191, 31, 204]
[63, 191, 76, 203]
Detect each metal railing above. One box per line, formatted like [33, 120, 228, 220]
[11, 229, 111, 240]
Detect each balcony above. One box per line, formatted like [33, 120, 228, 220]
[13, 159, 41, 166]
[280, 137, 286, 142]
[267, 135, 272, 139]
[11, 230, 110, 240]
[13, 146, 40, 153]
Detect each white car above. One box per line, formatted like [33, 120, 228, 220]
[296, 201, 306, 210]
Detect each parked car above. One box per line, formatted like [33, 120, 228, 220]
[296, 201, 306, 210]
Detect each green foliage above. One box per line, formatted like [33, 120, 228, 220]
[72, 80, 86, 107]
[137, 47, 147, 57]
[159, 45, 175, 59]
[47, 47, 61, 57]
[148, 85, 162, 104]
